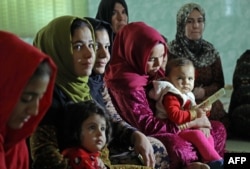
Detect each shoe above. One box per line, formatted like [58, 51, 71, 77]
[207, 159, 224, 169]
[185, 162, 210, 169]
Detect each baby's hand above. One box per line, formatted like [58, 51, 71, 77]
[195, 107, 207, 118]
[199, 104, 212, 112]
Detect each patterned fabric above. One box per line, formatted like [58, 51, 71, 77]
[109, 137, 170, 169]
[0, 31, 57, 169]
[229, 50, 250, 138]
[229, 50, 250, 112]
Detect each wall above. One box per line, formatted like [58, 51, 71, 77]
[88, 0, 250, 85]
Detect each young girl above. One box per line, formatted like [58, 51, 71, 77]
[149, 58, 224, 169]
[62, 100, 112, 169]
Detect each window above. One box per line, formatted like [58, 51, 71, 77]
[0, 0, 88, 37]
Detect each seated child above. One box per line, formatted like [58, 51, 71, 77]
[149, 58, 224, 169]
[62, 100, 112, 169]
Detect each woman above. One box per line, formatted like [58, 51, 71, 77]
[96, 0, 128, 34]
[85, 17, 169, 168]
[29, 15, 155, 169]
[0, 31, 56, 169]
[104, 21, 226, 169]
[168, 3, 228, 129]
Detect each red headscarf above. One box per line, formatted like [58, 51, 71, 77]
[105, 22, 167, 90]
[0, 31, 57, 169]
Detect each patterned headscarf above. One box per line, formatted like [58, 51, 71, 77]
[34, 16, 95, 102]
[169, 3, 219, 68]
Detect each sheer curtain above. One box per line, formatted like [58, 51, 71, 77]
[0, 0, 88, 38]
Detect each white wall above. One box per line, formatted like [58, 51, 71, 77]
[88, 0, 250, 85]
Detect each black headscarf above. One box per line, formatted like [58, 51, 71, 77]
[95, 0, 129, 25]
[85, 17, 114, 107]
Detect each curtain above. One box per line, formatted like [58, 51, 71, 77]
[0, 0, 88, 38]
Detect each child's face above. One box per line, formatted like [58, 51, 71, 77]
[168, 64, 195, 94]
[80, 114, 107, 153]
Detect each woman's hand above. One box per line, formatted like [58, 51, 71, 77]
[131, 131, 155, 167]
[193, 86, 205, 99]
[188, 115, 211, 129]
[199, 127, 211, 138]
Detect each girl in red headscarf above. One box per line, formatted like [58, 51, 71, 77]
[0, 31, 57, 169]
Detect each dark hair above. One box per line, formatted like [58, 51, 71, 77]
[165, 58, 194, 76]
[70, 18, 92, 37]
[84, 17, 114, 54]
[63, 100, 112, 148]
[31, 60, 52, 80]
[95, 0, 129, 24]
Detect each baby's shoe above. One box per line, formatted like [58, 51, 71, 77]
[207, 159, 224, 169]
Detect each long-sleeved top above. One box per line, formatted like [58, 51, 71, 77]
[62, 147, 100, 169]
[149, 80, 196, 124]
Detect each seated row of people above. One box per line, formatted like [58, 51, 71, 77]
[1, 1, 229, 169]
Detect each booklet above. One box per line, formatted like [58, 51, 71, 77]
[197, 88, 226, 108]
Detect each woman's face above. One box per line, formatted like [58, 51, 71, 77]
[80, 114, 107, 153]
[71, 26, 96, 77]
[146, 43, 165, 76]
[111, 2, 128, 33]
[8, 75, 50, 129]
[93, 29, 111, 74]
[184, 9, 204, 40]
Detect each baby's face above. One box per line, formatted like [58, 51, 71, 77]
[168, 64, 195, 94]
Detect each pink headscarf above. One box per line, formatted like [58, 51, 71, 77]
[105, 22, 167, 90]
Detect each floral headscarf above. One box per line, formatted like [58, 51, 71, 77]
[169, 3, 219, 68]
